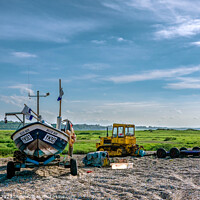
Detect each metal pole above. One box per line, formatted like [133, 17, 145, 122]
[23, 114, 25, 126]
[37, 90, 39, 121]
[28, 91, 49, 122]
[59, 79, 61, 117]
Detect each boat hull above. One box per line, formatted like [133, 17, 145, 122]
[11, 122, 69, 159]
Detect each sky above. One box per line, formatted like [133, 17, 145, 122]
[1, 0, 200, 127]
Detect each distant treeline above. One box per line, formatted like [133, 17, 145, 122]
[0, 120, 162, 131]
[0, 121, 112, 131]
[0, 121, 25, 130]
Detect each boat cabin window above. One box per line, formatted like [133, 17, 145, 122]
[118, 126, 124, 137]
[125, 127, 134, 136]
[113, 127, 117, 138]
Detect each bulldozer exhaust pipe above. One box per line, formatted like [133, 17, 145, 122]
[107, 127, 108, 137]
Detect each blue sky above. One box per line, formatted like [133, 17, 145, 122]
[1, 0, 200, 127]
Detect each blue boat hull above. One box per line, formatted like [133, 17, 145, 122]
[11, 122, 69, 159]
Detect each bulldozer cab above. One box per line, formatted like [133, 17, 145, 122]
[96, 123, 138, 156]
[112, 124, 135, 138]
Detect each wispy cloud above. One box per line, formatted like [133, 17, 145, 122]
[73, 74, 99, 80]
[102, 2, 123, 12]
[110, 36, 130, 43]
[166, 77, 200, 89]
[107, 66, 200, 83]
[156, 19, 200, 39]
[0, 95, 33, 107]
[0, 14, 102, 43]
[91, 40, 106, 44]
[8, 84, 34, 95]
[82, 63, 110, 70]
[190, 41, 200, 46]
[12, 52, 37, 58]
[102, 0, 200, 39]
[103, 101, 162, 108]
[20, 71, 38, 75]
[64, 99, 200, 126]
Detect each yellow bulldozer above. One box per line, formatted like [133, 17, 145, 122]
[96, 123, 145, 157]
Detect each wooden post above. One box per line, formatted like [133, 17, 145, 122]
[37, 90, 39, 121]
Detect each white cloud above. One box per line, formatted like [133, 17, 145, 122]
[91, 40, 106, 44]
[103, 1, 200, 39]
[190, 41, 200, 46]
[117, 37, 126, 42]
[0, 95, 33, 107]
[12, 52, 37, 58]
[61, 99, 200, 127]
[107, 66, 200, 83]
[166, 77, 200, 89]
[8, 84, 34, 95]
[110, 36, 129, 43]
[156, 19, 200, 39]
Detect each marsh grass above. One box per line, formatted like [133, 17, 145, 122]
[0, 129, 200, 157]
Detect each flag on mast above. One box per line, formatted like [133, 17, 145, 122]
[22, 105, 33, 121]
[57, 87, 64, 101]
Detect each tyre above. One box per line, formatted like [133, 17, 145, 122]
[70, 158, 78, 176]
[179, 147, 187, 157]
[7, 161, 15, 179]
[156, 148, 167, 158]
[192, 147, 200, 151]
[192, 147, 200, 156]
[169, 147, 180, 158]
[180, 147, 187, 151]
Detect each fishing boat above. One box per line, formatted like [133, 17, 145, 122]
[5, 79, 78, 178]
[11, 121, 70, 160]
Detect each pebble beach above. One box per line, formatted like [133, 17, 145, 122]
[0, 154, 200, 200]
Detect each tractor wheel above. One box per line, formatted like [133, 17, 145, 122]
[192, 147, 200, 151]
[169, 147, 180, 158]
[70, 158, 78, 176]
[156, 148, 167, 158]
[7, 161, 15, 179]
[116, 148, 122, 156]
[180, 147, 187, 151]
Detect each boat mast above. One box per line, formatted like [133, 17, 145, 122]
[56, 79, 63, 130]
[59, 79, 62, 118]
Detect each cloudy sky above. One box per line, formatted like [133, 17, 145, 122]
[1, 0, 200, 127]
